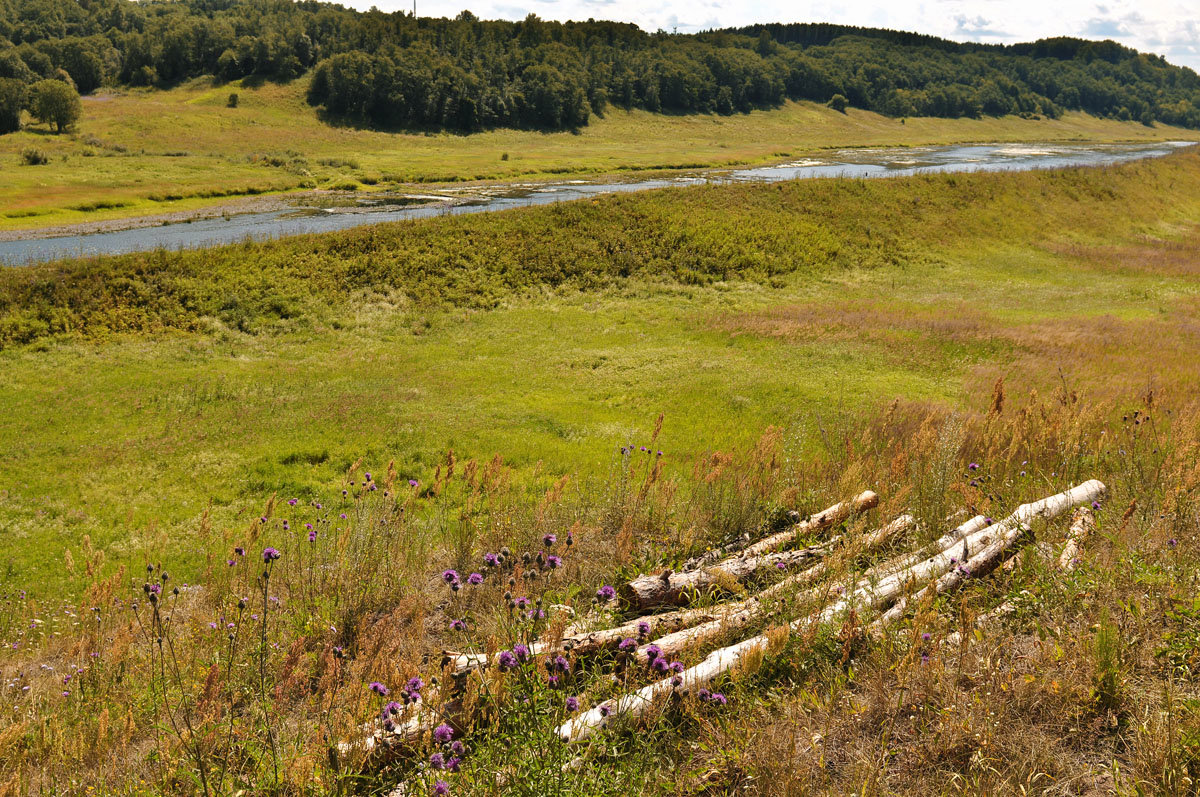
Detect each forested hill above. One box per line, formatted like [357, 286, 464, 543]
[2, 0, 1199, 134]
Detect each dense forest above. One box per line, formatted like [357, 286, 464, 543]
[1, 0, 1199, 133]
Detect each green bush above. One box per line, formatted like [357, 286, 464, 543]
[20, 147, 49, 165]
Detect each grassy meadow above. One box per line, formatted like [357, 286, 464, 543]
[0, 150, 1199, 794]
[2, 75, 1199, 232]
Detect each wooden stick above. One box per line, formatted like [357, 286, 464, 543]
[620, 491, 878, 611]
[558, 481, 1104, 743]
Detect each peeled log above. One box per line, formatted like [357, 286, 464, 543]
[559, 481, 1104, 743]
[620, 491, 878, 611]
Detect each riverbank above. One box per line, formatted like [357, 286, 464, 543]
[3, 76, 1199, 234]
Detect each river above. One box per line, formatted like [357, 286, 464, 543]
[1, 140, 1193, 266]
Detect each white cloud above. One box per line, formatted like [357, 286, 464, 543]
[393, 0, 1200, 69]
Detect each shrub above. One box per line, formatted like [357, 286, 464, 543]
[0, 77, 25, 134]
[20, 147, 49, 165]
[227, 92, 238, 108]
[827, 93, 849, 113]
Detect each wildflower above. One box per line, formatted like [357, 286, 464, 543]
[364, 473, 372, 482]
[775, 561, 787, 569]
[409, 479, 419, 487]
[368, 682, 389, 696]
[672, 675, 683, 686]
[408, 676, 425, 694]
[339, 512, 347, 519]
[287, 498, 298, 506]
[467, 572, 483, 585]
[698, 688, 711, 701]
[514, 596, 530, 610]
[262, 547, 281, 562]
[383, 701, 401, 717]
[921, 632, 931, 642]
[548, 674, 560, 686]
[433, 781, 449, 796]
[566, 696, 580, 712]
[1168, 538, 1178, 549]
[637, 621, 650, 638]
[645, 644, 661, 662]
[226, 559, 235, 566]
[497, 651, 518, 671]
[968, 462, 979, 471]
[671, 661, 684, 673]
[599, 704, 610, 717]
[447, 757, 461, 772]
[652, 657, 670, 673]
[596, 585, 616, 602]
[451, 741, 465, 755]
[618, 637, 637, 652]
[984, 517, 994, 525]
[429, 752, 445, 770]
[545, 555, 562, 569]
[552, 654, 570, 672]
[484, 552, 499, 567]
[234, 547, 245, 556]
[441, 569, 460, 585]
[513, 643, 530, 663]
[308, 530, 317, 543]
[709, 692, 728, 705]
[1092, 501, 1102, 511]
[450, 618, 467, 631]
[434, 724, 454, 743]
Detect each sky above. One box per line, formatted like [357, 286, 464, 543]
[372, 0, 1200, 71]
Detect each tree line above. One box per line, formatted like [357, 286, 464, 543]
[1, 0, 1198, 134]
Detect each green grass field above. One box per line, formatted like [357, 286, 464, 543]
[2, 150, 1199, 593]
[3, 139, 1200, 795]
[2, 76, 1198, 232]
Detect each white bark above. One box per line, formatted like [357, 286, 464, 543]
[559, 481, 1104, 743]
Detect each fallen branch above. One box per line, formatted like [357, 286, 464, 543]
[558, 481, 1103, 742]
[621, 491, 878, 611]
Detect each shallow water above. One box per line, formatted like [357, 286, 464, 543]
[1, 140, 1193, 266]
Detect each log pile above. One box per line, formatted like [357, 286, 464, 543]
[353, 482, 1106, 757]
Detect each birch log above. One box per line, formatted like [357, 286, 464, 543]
[637, 515, 915, 663]
[943, 506, 1096, 647]
[559, 481, 1104, 743]
[621, 491, 878, 611]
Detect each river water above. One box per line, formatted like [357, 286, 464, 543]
[1, 140, 1193, 266]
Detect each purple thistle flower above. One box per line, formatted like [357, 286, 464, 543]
[921, 632, 932, 642]
[484, 552, 499, 567]
[513, 643, 530, 663]
[637, 621, 650, 638]
[441, 569, 459, 585]
[547, 674, 559, 686]
[364, 473, 371, 482]
[467, 572, 483, 585]
[671, 675, 683, 687]
[618, 637, 637, 652]
[451, 741, 465, 755]
[262, 547, 280, 562]
[1092, 501, 1101, 511]
[287, 498, 298, 506]
[968, 462, 979, 471]
[407, 676, 425, 694]
[514, 596, 530, 610]
[433, 780, 449, 796]
[409, 479, 419, 487]
[671, 661, 684, 673]
[709, 692, 728, 705]
[383, 701, 401, 717]
[497, 651, 518, 671]
[553, 655, 570, 672]
[599, 704, 610, 717]
[1168, 538, 1178, 549]
[226, 559, 235, 567]
[368, 682, 389, 696]
[652, 657, 670, 673]
[545, 555, 562, 569]
[429, 752, 445, 770]
[543, 534, 556, 547]
[596, 585, 616, 602]
[566, 696, 579, 712]
[450, 618, 467, 631]
[308, 530, 317, 542]
[447, 756, 461, 772]
[645, 644, 661, 661]
[698, 688, 711, 701]
[434, 723, 454, 743]
[234, 547, 245, 556]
